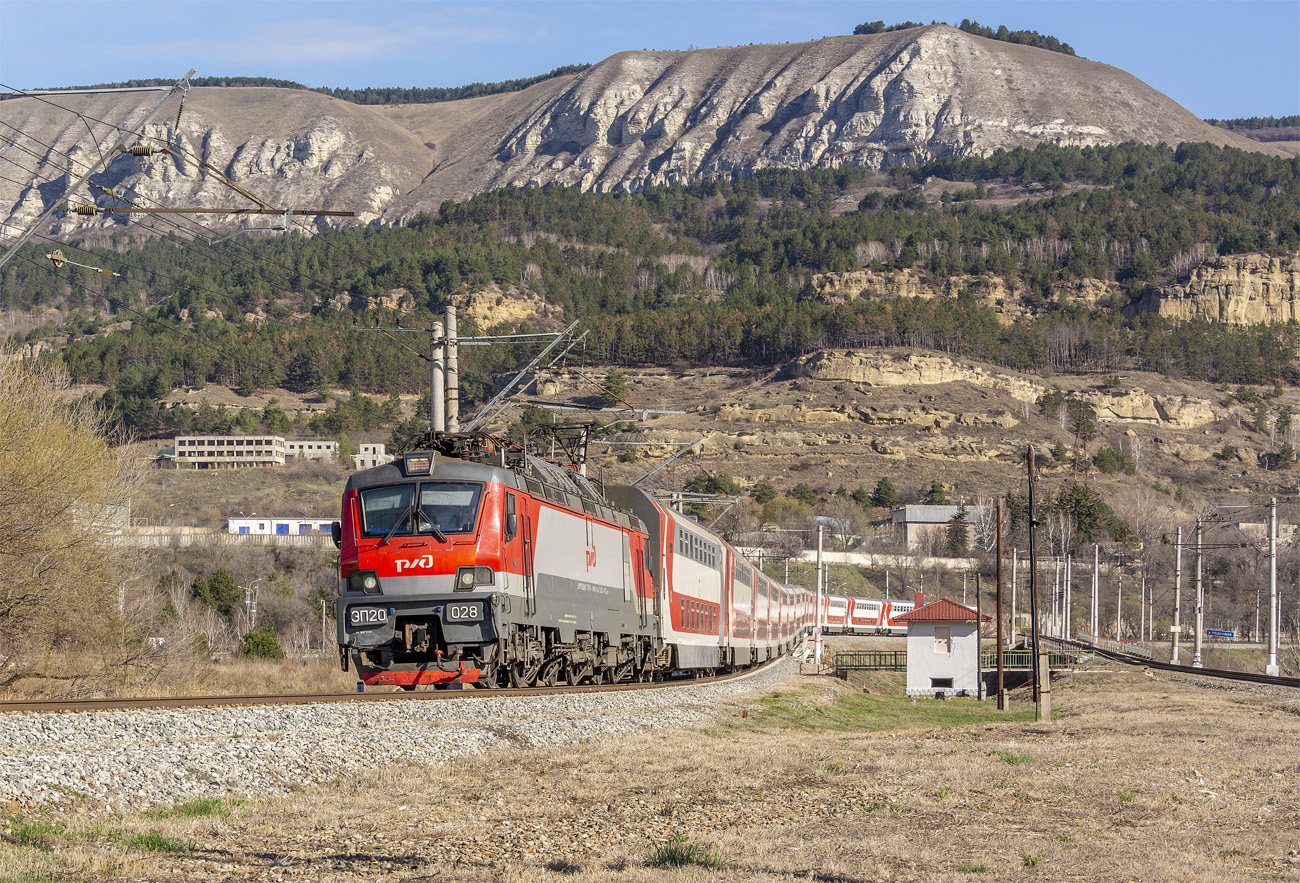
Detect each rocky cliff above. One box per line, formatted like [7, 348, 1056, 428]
[0, 26, 1277, 239]
[1135, 252, 1300, 324]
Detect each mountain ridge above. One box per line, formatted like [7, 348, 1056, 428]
[0, 25, 1283, 238]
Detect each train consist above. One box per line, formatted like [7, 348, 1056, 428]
[333, 432, 815, 689]
[820, 594, 914, 636]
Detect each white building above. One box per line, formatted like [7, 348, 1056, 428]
[226, 517, 335, 536]
[895, 597, 989, 698]
[353, 443, 394, 470]
[286, 439, 339, 460]
[174, 436, 286, 469]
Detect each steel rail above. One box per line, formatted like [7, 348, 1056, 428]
[0, 658, 785, 716]
[1044, 636, 1299, 689]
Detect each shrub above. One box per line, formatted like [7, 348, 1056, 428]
[240, 621, 285, 659]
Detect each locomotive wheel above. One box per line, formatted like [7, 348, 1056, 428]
[612, 662, 634, 684]
[539, 659, 562, 687]
[400, 683, 418, 692]
[511, 662, 538, 688]
[565, 662, 593, 686]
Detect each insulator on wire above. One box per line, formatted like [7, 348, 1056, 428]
[48, 249, 66, 268]
[128, 145, 154, 157]
[73, 204, 98, 216]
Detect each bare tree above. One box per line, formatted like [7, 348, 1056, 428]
[0, 352, 146, 691]
[970, 498, 998, 553]
[822, 497, 865, 552]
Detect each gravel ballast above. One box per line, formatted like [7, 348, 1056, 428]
[0, 661, 794, 809]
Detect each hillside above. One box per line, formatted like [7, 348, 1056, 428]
[0, 26, 1281, 238]
[123, 347, 1300, 529]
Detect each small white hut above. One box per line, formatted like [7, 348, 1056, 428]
[895, 598, 990, 698]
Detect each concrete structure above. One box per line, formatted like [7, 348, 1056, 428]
[352, 443, 394, 470]
[227, 517, 335, 536]
[174, 435, 286, 469]
[890, 504, 986, 551]
[286, 439, 339, 460]
[896, 597, 990, 698]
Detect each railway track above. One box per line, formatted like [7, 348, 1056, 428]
[0, 659, 781, 715]
[1047, 636, 1300, 689]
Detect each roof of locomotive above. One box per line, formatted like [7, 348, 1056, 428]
[344, 452, 520, 494]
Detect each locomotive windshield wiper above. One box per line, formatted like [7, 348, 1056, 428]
[414, 509, 449, 544]
[379, 505, 416, 547]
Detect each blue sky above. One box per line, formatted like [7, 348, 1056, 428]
[0, 1, 1296, 119]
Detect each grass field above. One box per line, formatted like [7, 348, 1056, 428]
[3, 666, 1298, 882]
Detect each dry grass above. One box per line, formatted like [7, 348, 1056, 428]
[3, 667, 1299, 882]
[130, 456, 346, 525]
[0, 655, 354, 701]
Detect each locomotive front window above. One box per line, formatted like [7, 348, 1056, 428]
[358, 481, 483, 538]
[418, 482, 484, 534]
[359, 485, 416, 537]
[418, 483, 486, 533]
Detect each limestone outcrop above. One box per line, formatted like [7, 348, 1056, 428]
[792, 350, 1042, 402]
[1084, 389, 1219, 427]
[1137, 252, 1300, 324]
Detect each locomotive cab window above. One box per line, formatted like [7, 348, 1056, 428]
[419, 482, 484, 534]
[359, 481, 484, 538]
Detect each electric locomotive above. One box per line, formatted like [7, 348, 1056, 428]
[333, 431, 814, 689]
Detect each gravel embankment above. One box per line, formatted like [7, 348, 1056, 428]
[0, 661, 793, 809]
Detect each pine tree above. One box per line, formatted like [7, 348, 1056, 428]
[946, 504, 969, 553]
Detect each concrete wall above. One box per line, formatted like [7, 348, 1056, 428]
[905, 621, 981, 697]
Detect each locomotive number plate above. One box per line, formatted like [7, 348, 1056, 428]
[444, 602, 482, 623]
[349, 607, 388, 626]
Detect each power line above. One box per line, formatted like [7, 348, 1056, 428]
[0, 71, 193, 270]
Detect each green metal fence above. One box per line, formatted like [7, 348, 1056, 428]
[834, 649, 1083, 675]
[981, 651, 1081, 670]
[832, 650, 907, 674]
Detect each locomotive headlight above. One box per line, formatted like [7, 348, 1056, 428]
[347, 570, 382, 595]
[454, 566, 494, 591]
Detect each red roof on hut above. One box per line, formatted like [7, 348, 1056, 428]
[894, 598, 991, 624]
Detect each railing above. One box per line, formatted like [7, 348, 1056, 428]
[834, 648, 1088, 677]
[107, 532, 334, 549]
[981, 651, 1081, 670]
[832, 650, 907, 674]
[1053, 634, 1154, 661]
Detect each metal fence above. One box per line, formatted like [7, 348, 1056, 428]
[108, 532, 334, 549]
[832, 650, 907, 674]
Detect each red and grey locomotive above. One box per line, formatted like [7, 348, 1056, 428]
[334, 432, 812, 689]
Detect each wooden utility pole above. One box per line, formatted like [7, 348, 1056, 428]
[975, 573, 983, 700]
[996, 500, 1005, 710]
[1027, 446, 1049, 722]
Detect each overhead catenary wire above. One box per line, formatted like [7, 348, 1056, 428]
[0, 81, 574, 413]
[0, 71, 193, 270]
[0, 99, 351, 294]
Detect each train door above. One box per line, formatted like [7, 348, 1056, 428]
[622, 533, 634, 622]
[502, 491, 521, 593]
[521, 496, 536, 616]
